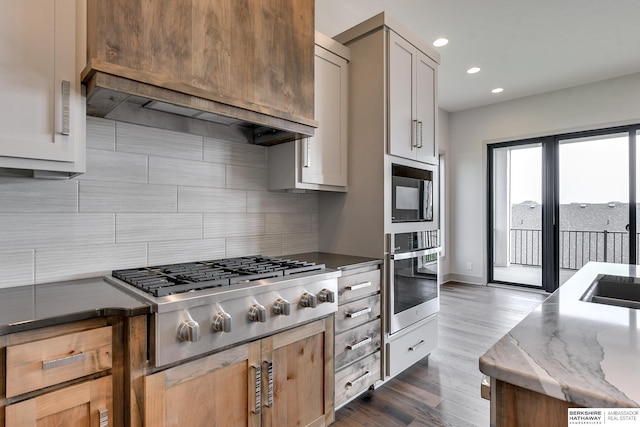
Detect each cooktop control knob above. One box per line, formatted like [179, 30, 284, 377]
[177, 320, 201, 342]
[299, 292, 318, 308]
[273, 298, 291, 315]
[248, 304, 267, 323]
[212, 312, 232, 333]
[318, 288, 336, 303]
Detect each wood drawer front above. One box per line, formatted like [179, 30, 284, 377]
[338, 269, 381, 303]
[6, 326, 113, 398]
[335, 294, 381, 334]
[335, 351, 381, 407]
[386, 315, 437, 378]
[335, 319, 381, 371]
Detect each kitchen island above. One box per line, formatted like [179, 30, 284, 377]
[480, 262, 640, 426]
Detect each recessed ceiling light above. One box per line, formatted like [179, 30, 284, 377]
[467, 67, 481, 74]
[433, 38, 448, 47]
[491, 87, 504, 94]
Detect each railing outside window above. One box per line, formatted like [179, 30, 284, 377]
[510, 229, 634, 270]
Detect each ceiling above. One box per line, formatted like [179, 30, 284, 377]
[316, 0, 640, 112]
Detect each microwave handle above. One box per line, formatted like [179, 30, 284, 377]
[390, 247, 440, 261]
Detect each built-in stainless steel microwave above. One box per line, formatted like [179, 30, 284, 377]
[391, 163, 434, 223]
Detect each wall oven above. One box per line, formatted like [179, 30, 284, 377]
[387, 230, 440, 334]
[391, 163, 434, 224]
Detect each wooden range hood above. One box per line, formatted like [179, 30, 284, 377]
[82, 0, 317, 145]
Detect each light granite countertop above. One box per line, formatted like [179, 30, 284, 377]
[480, 262, 640, 408]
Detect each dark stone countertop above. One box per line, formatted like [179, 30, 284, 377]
[0, 253, 380, 337]
[0, 277, 150, 336]
[286, 252, 383, 271]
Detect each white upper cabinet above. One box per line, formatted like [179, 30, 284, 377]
[0, 0, 86, 175]
[268, 32, 349, 192]
[388, 30, 437, 165]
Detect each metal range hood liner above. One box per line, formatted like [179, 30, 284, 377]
[83, 71, 316, 146]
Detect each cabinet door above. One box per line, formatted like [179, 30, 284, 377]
[0, 0, 84, 171]
[415, 52, 437, 164]
[5, 375, 112, 427]
[301, 46, 348, 187]
[143, 342, 261, 427]
[388, 30, 417, 161]
[262, 317, 334, 427]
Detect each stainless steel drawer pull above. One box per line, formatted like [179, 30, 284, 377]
[409, 340, 425, 351]
[263, 360, 274, 408]
[42, 352, 86, 370]
[303, 138, 311, 168]
[346, 307, 372, 319]
[346, 371, 371, 388]
[346, 336, 372, 351]
[99, 408, 109, 427]
[252, 364, 261, 414]
[346, 281, 372, 291]
[61, 80, 71, 135]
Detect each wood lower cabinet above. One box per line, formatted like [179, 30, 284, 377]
[5, 376, 112, 427]
[334, 266, 382, 408]
[144, 342, 261, 427]
[143, 317, 334, 427]
[492, 379, 580, 427]
[1, 318, 121, 427]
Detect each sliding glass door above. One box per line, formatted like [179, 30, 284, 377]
[489, 125, 639, 292]
[489, 142, 543, 288]
[558, 133, 629, 284]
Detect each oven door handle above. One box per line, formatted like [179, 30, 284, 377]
[389, 247, 440, 261]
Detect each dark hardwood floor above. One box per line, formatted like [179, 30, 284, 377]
[333, 282, 548, 427]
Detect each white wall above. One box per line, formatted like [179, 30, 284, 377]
[438, 108, 451, 279]
[449, 72, 640, 284]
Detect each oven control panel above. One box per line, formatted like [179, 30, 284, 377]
[152, 275, 339, 367]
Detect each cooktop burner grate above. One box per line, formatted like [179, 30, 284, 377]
[112, 256, 324, 297]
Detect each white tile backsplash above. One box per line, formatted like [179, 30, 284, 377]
[247, 190, 299, 213]
[282, 232, 319, 255]
[265, 213, 314, 235]
[116, 213, 203, 243]
[0, 118, 319, 287]
[0, 213, 115, 249]
[83, 149, 149, 184]
[226, 165, 268, 190]
[35, 243, 148, 283]
[225, 235, 283, 258]
[117, 122, 203, 160]
[203, 213, 265, 238]
[148, 238, 226, 265]
[203, 137, 266, 168]
[0, 178, 78, 212]
[80, 181, 178, 212]
[86, 116, 116, 150]
[0, 250, 34, 287]
[149, 156, 225, 188]
[178, 186, 246, 212]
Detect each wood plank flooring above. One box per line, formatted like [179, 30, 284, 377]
[333, 282, 548, 427]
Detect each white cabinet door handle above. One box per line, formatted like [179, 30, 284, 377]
[61, 80, 71, 135]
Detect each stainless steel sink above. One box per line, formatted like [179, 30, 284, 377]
[582, 274, 640, 309]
